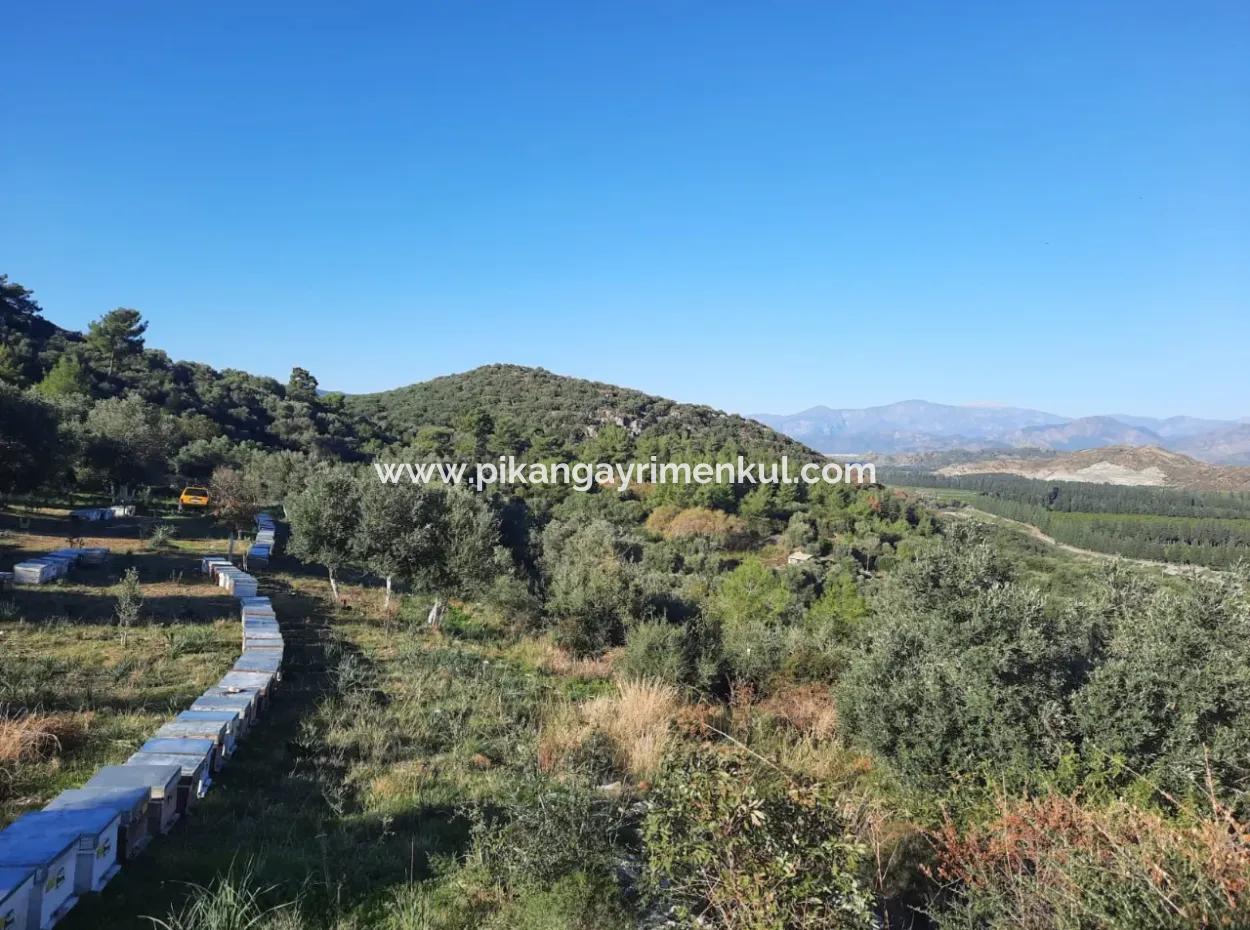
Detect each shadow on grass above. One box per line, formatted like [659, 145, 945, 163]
[57, 571, 475, 929]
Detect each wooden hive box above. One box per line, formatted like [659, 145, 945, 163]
[44, 786, 150, 862]
[85, 765, 181, 835]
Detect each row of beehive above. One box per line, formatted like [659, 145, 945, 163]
[12, 547, 110, 586]
[0, 563, 284, 930]
[68, 505, 135, 523]
[248, 512, 278, 568]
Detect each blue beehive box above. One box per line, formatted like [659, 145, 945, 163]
[155, 719, 231, 767]
[0, 826, 77, 930]
[126, 751, 211, 808]
[45, 785, 150, 861]
[177, 710, 242, 755]
[2, 810, 122, 896]
[85, 765, 181, 835]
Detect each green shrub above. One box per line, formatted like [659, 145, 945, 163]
[1074, 574, 1250, 805]
[642, 751, 875, 929]
[837, 534, 1092, 787]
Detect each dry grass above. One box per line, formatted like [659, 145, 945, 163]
[529, 638, 617, 680]
[0, 710, 92, 766]
[539, 678, 681, 781]
[758, 684, 840, 740]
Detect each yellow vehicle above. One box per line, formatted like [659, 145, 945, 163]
[178, 486, 211, 509]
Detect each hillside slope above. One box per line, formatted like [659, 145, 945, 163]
[348, 364, 820, 459]
[936, 445, 1250, 492]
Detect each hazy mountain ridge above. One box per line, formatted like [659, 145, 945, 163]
[752, 400, 1250, 463]
[933, 445, 1250, 492]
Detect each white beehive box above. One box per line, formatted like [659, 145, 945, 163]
[44, 786, 150, 862]
[9, 810, 122, 896]
[201, 556, 232, 575]
[153, 721, 229, 770]
[13, 561, 56, 585]
[0, 866, 35, 930]
[0, 823, 80, 930]
[85, 765, 181, 835]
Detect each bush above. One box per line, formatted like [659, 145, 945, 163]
[837, 534, 1092, 787]
[1074, 574, 1250, 805]
[642, 751, 875, 929]
[616, 618, 721, 692]
[931, 794, 1250, 930]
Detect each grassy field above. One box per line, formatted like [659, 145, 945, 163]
[2, 501, 913, 929]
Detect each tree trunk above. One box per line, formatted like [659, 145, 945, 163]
[328, 567, 340, 603]
[426, 596, 445, 628]
[227, 532, 236, 559]
[384, 575, 393, 610]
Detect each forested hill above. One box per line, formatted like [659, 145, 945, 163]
[1, 276, 819, 493]
[345, 364, 819, 461]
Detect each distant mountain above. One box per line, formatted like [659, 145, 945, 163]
[750, 400, 1066, 454]
[1007, 417, 1163, 452]
[1105, 415, 1239, 439]
[752, 401, 1250, 464]
[1174, 424, 1250, 467]
[934, 446, 1250, 492]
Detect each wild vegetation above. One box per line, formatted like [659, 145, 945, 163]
[4, 277, 1250, 929]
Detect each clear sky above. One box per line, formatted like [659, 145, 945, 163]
[2, 1, 1247, 419]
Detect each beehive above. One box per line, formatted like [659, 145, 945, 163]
[205, 678, 265, 718]
[0, 866, 35, 930]
[44, 786, 150, 862]
[233, 651, 282, 678]
[85, 765, 181, 835]
[13, 561, 57, 585]
[176, 710, 241, 756]
[6, 810, 122, 896]
[242, 636, 283, 659]
[125, 752, 210, 811]
[0, 824, 80, 930]
[191, 691, 256, 730]
[153, 721, 230, 770]
[201, 556, 233, 576]
[141, 735, 220, 775]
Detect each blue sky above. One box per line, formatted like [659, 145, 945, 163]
[2, 1, 1247, 418]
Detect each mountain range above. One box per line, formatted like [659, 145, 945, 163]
[750, 401, 1250, 465]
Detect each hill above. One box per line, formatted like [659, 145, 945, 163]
[346, 364, 819, 461]
[1, 277, 819, 493]
[935, 445, 1250, 492]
